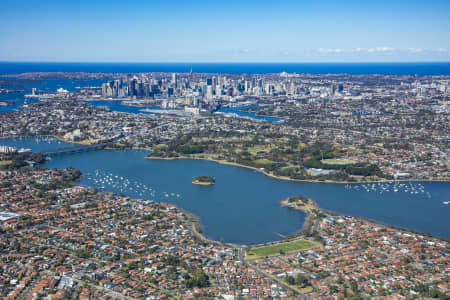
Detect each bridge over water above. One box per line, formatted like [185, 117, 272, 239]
[39, 143, 107, 157]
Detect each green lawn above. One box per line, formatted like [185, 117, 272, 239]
[246, 239, 321, 259]
[75, 139, 92, 145]
[297, 143, 307, 150]
[299, 286, 313, 293]
[153, 143, 168, 149]
[0, 160, 12, 166]
[252, 159, 276, 168]
[192, 153, 219, 160]
[248, 146, 272, 154]
[280, 165, 298, 171]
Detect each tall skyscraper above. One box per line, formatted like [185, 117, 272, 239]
[172, 73, 177, 89]
[113, 80, 122, 97]
[128, 78, 137, 97]
[206, 85, 213, 101]
[330, 84, 336, 96]
[101, 83, 107, 96]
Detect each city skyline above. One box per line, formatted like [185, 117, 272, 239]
[1, 0, 450, 62]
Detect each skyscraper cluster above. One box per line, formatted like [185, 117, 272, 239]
[99, 72, 351, 107]
[101, 80, 124, 97]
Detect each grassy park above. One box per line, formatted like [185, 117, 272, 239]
[0, 160, 12, 166]
[246, 239, 321, 259]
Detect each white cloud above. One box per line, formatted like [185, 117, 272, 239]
[315, 46, 450, 57]
[407, 48, 424, 53]
[370, 47, 394, 52]
[318, 48, 345, 53]
[353, 48, 365, 53]
[432, 48, 448, 52]
[317, 47, 396, 54]
[353, 47, 395, 53]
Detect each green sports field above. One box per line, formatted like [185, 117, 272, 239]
[0, 160, 12, 166]
[246, 239, 321, 259]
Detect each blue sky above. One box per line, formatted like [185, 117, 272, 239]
[1, 0, 449, 62]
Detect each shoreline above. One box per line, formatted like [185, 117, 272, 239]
[280, 196, 320, 235]
[145, 155, 450, 184]
[1, 135, 448, 184]
[192, 179, 215, 185]
[280, 197, 319, 215]
[170, 204, 223, 246]
[145, 155, 450, 241]
[2, 135, 447, 244]
[238, 107, 285, 120]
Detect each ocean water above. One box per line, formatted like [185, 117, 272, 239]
[1, 62, 450, 75]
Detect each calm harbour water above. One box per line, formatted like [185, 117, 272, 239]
[217, 104, 283, 122]
[0, 78, 109, 113]
[1, 137, 449, 244]
[1, 78, 275, 121]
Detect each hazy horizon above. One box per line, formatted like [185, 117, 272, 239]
[1, 61, 450, 64]
[1, 0, 450, 63]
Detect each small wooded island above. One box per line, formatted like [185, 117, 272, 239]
[192, 176, 216, 185]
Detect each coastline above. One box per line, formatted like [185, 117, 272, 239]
[1, 135, 448, 184]
[171, 204, 222, 246]
[192, 179, 215, 185]
[280, 197, 319, 215]
[238, 107, 285, 120]
[2, 135, 447, 244]
[146, 154, 450, 242]
[145, 155, 450, 184]
[280, 196, 320, 235]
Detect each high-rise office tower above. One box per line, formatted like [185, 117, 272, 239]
[206, 85, 213, 101]
[113, 80, 122, 97]
[137, 80, 146, 97]
[128, 78, 137, 96]
[172, 73, 177, 89]
[101, 83, 107, 96]
[330, 84, 336, 96]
